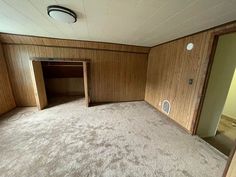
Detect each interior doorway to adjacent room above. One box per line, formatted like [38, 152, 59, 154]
[196, 33, 236, 156]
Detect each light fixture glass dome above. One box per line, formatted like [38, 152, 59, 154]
[47, 5, 77, 24]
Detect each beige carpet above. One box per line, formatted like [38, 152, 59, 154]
[0, 98, 227, 177]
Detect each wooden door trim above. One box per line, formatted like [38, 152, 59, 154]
[30, 58, 90, 108]
[223, 141, 236, 177]
[192, 26, 236, 135]
[83, 62, 90, 107]
[188, 26, 236, 177]
[190, 34, 219, 134]
[30, 60, 48, 110]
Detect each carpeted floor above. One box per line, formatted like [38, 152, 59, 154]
[204, 115, 236, 156]
[0, 98, 227, 177]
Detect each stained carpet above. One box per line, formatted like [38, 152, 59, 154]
[0, 98, 227, 177]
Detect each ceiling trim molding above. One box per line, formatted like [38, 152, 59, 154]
[0, 33, 150, 54]
[151, 20, 236, 48]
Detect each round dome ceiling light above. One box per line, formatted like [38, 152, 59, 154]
[47, 5, 77, 23]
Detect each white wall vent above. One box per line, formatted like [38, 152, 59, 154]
[162, 100, 171, 115]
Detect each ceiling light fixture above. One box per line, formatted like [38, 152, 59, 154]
[47, 5, 77, 23]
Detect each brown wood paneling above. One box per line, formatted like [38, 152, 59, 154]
[145, 22, 236, 133]
[0, 33, 150, 54]
[0, 43, 16, 115]
[30, 61, 47, 110]
[3, 45, 36, 106]
[192, 24, 236, 134]
[3, 44, 148, 106]
[83, 62, 90, 107]
[145, 31, 211, 132]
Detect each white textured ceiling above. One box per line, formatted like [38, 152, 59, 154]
[0, 0, 236, 47]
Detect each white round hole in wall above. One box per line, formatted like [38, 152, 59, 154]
[186, 43, 194, 51]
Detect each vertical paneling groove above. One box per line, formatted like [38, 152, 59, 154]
[0, 43, 16, 115]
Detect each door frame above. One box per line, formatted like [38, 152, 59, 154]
[193, 26, 236, 135]
[30, 58, 90, 109]
[190, 26, 236, 177]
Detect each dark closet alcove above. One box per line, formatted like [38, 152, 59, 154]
[30, 58, 90, 109]
[42, 61, 84, 105]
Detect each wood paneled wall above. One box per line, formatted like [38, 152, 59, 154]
[29, 60, 47, 110]
[1, 35, 148, 106]
[0, 43, 15, 115]
[145, 22, 236, 133]
[0, 33, 150, 54]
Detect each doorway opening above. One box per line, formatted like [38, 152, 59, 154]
[30, 58, 90, 110]
[196, 33, 236, 156]
[42, 61, 85, 107]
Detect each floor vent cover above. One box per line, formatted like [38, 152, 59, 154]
[162, 100, 171, 115]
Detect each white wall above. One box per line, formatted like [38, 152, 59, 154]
[197, 33, 236, 137]
[223, 68, 236, 119]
